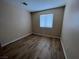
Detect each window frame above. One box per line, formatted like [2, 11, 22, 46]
[39, 14, 54, 28]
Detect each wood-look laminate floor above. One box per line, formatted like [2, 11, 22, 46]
[2, 34, 65, 59]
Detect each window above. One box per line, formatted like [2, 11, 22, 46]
[40, 14, 53, 28]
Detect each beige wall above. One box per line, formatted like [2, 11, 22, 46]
[61, 0, 79, 59]
[0, 1, 32, 46]
[31, 7, 64, 37]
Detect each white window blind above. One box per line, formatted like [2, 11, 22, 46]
[40, 14, 53, 28]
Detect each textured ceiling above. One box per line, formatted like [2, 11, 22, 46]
[3, 0, 66, 12]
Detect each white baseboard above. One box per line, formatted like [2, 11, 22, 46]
[33, 33, 60, 39]
[2, 32, 32, 47]
[60, 39, 67, 59]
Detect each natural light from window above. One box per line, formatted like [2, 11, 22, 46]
[40, 14, 53, 28]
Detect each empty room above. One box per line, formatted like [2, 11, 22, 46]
[0, 0, 79, 59]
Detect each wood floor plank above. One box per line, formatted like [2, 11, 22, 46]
[2, 34, 65, 59]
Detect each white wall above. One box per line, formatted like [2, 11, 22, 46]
[61, 0, 79, 59]
[0, 1, 32, 46]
